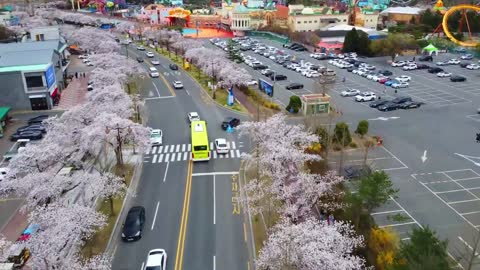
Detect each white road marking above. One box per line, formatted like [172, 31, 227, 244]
[236, 149, 241, 158]
[232, 141, 236, 149]
[188, 144, 191, 151]
[213, 175, 216, 225]
[145, 96, 175, 100]
[371, 209, 405, 216]
[458, 236, 480, 257]
[186, 90, 190, 96]
[158, 146, 163, 153]
[226, 142, 230, 149]
[151, 201, 160, 230]
[230, 150, 235, 157]
[141, 262, 145, 270]
[455, 153, 480, 167]
[158, 154, 163, 163]
[213, 151, 217, 159]
[163, 162, 169, 182]
[183, 152, 188, 161]
[152, 146, 157, 154]
[171, 153, 176, 162]
[210, 142, 214, 149]
[152, 82, 161, 97]
[448, 199, 480, 205]
[381, 146, 409, 169]
[219, 154, 224, 159]
[170, 145, 175, 153]
[192, 172, 240, 176]
[213, 255, 216, 270]
[177, 153, 181, 161]
[176, 144, 180, 152]
[164, 146, 169, 153]
[379, 221, 417, 228]
[165, 153, 170, 162]
[146, 147, 151, 155]
[152, 154, 158, 163]
[461, 210, 480, 216]
[182, 144, 186, 152]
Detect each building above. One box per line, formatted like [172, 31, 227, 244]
[288, 7, 349, 32]
[29, 26, 61, 41]
[230, 5, 251, 34]
[301, 94, 331, 115]
[322, 24, 387, 40]
[0, 40, 69, 110]
[379, 7, 425, 26]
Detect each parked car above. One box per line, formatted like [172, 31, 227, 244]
[270, 74, 287, 81]
[460, 62, 472, 68]
[355, 92, 377, 102]
[169, 64, 178, 70]
[136, 57, 144, 63]
[419, 55, 433, 61]
[27, 115, 49, 125]
[450, 75, 466, 82]
[403, 64, 417, 70]
[395, 75, 411, 82]
[399, 101, 424, 109]
[391, 61, 406, 67]
[16, 125, 46, 134]
[341, 88, 361, 97]
[10, 131, 43, 141]
[286, 83, 304, 90]
[392, 82, 409, 89]
[460, 54, 474, 60]
[436, 61, 449, 66]
[437, 71, 452, 77]
[379, 70, 393, 76]
[428, 67, 443, 73]
[369, 99, 390, 108]
[416, 64, 431, 69]
[448, 59, 460, 65]
[122, 206, 145, 242]
[385, 80, 399, 87]
[378, 96, 412, 111]
[221, 117, 241, 130]
[466, 64, 480, 70]
[341, 165, 372, 180]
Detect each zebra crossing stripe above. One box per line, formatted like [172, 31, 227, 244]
[146, 147, 151, 155]
[232, 141, 236, 149]
[219, 153, 224, 159]
[158, 146, 163, 154]
[158, 154, 164, 163]
[177, 153, 181, 161]
[164, 146, 169, 153]
[236, 150, 240, 158]
[213, 151, 217, 159]
[153, 154, 158, 163]
[230, 150, 235, 157]
[176, 144, 180, 152]
[170, 145, 175, 153]
[210, 142, 214, 150]
[152, 146, 157, 154]
[171, 153, 176, 162]
[183, 152, 188, 161]
[226, 142, 230, 149]
[165, 153, 170, 162]
[182, 144, 186, 152]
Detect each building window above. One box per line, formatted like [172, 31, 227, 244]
[343, 19, 347, 22]
[35, 34, 45, 41]
[304, 21, 307, 23]
[297, 21, 301, 24]
[314, 20, 317, 23]
[309, 21, 312, 23]
[25, 74, 44, 89]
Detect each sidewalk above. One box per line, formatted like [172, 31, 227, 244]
[0, 204, 28, 242]
[56, 77, 89, 110]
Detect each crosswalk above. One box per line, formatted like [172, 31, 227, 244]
[144, 141, 245, 164]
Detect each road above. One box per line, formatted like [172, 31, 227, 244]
[112, 44, 252, 270]
[211, 37, 480, 268]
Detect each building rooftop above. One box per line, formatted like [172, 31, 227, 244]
[0, 49, 54, 67]
[380, 7, 425, 15]
[0, 40, 65, 55]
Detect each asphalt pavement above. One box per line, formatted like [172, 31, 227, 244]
[209, 37, 480, 269]
[112, 44, 251, 270]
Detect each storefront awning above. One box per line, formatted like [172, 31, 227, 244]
[0, 107, 10, 121]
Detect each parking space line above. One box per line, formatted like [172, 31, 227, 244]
[454, 176, 480, 182]
[448, 199, 480, 205]
[460, 210, 480, 216]
[379, 221, 417, 228]
[371, 209, 405, 215]
[381, 146, 408, 169]
[436, 188, 470, 194]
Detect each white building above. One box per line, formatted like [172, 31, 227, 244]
[29, 26, 61, 42]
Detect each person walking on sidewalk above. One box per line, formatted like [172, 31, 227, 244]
[75, 72, 78, 79]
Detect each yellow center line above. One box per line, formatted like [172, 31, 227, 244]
[174, 160, 193, 270]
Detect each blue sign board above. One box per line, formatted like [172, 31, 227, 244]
[227, 86, 234, 106]
[45, 65, 56, 89]
[259, 79, 274, 97]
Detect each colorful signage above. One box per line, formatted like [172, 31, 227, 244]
[45, 65, 56, 89]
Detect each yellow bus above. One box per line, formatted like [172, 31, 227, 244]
[191, 121, 210, 161]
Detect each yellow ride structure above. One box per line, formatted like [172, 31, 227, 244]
[441, 3, 480, 47]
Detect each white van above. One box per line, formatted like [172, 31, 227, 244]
[149, 67, 159, 78]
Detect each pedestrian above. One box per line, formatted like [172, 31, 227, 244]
[413, 56, 416, 61]
[476, 133, 480, 143]
[395, 89, 398, 94]
[328, 214, 335, 225]
[83, 72, 86, 78]
[75, 72, 78, 79]
[342, 76, 346, 83]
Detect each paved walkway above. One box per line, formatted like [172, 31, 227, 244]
[57, 77, 88, 110]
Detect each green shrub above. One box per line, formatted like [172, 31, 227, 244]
[355, 120, 369, 137]
[334, 122, 352, 146]
[286, 96, 302, 113]
[350, 141, 357, 148]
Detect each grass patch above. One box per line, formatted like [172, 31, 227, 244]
[387, 213, 411, 223]
[155, 47, 247, 113]
[251, 214, 268, 256]
[80, 164, 134, 259]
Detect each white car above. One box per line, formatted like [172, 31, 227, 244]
[403, 64, 417, 70]
[146, 52, 154, 58]
[149, 67, 159, 78]
[355, 92, 377, 102]
[341, 88, 361, 97]
[437, 71, 452, 77]
[391, 61, 406, 67]
[172, 81, 183, 89]
[78, 54, 89, 59]
[461, 54, 474, 60]
[436, 61, 449, 66]
[395, 75, 411, 82]
[373, 76, 388, 82]
[188, 112, 200, 122]
[305, 71, 320, 78]
[448, 59, 460, 65]
[85, 61, 94, 67]
[145, 249, 167, 270]
[366, 74, 377, 80]
[466, 64, 480, 70]
[82, 58, 90, 63]
[137, 45, 145, 51]
[215, 138, 229, 154]
[151, 59, 160, 65]
[392, 82, 409, 89]
[364, 64, 376, 70]
[246, 80, 258, 86]
[150, 129, 163, 145]
[261, 69, 273, 75]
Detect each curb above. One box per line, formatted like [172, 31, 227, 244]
[239, 160, 257, 269]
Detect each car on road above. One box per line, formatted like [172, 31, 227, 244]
[270, 74, 287, 81]
[85, 61, 94, 67]
[246, 80, 258, 86]
[28, 115, 49, 125]
[450, 75, 466, 82]
[402, 64, 417, 70]
[286, 83, 304, 90]
[369, 99, 390, 108]
[17, 124, 46, 134]
[395, 75, 411, 82]
[0, 167, 7, 181]
[146, 52, 154, 58]
[214, 138, 229, 154]
[121, 206, 145, 242]
[169, 64, 178, 70]
[436, 61, 449, 66]
[305, 70, 320, 78]
[144, 249, 167, 270]
[399, 101, 424, 109]
[151, 59, 160, 65]
[461, 54, 474, 60]
[137, 45, 145, 50]
[150, 129, 163, 145]
[149, 67, 159, 78]
[448, 59, 460, 65]
[263, 70, 275, 77]
[341, 88, 361, 97]
[10, 131, 43, 141]
[466, 64, 480, 70]
[428, 67, 443, 73]
[137, 57, 144, 63]
[172, 81, 183, 89]
[391, 61, 406, 67]
[78, 54, 89, 59]
[221, 117, 241, 130]
[419, 55, 433, 61]
[188, 112, 200, 123]
[437, 71, 452, 77]
[82, 58, 90, 63]
[355, 92, 377, 102]
[392, 82, 409, 89]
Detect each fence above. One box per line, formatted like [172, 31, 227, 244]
[246, 31, 289, 44]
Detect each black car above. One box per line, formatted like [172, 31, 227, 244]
[263, 70, 274, 77]
[282, 62, 290, 68]
[428, 67, 443, 73]
[17, 124, 46, 134]
[122, 206, 145, 242]
[271, 74, 287, 81]
[347, 67, 355, 72]
[399, 101, 424, 109]
[377, 102, 400, 111]
[460, 62, 471, 68]
[253, 64, 268, 70]
[169, 63, 178, 70]
[221, 117, 241, 130]
[10, 131, 43, 141]
[353, 61, 365, 67]
[391, 96, 413, 104]
[293, 47, 306, 52]
[28, 115, 49, 125]
[379, 70, 393, 76]
[416, 64, 431, 70]
[369, 99, 390, 108]
[136, 57, 144, 63]
[419, 55, 433, 61]
[450, 75, 466, 82]
[286, 83, 304, 90]
[114, 37, 120, 42]
[341, 165, 372, 180]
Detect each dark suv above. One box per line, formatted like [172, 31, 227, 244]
[221, 117, 241, 130]
[341, 165, 372, 180]
[450, 75, 466, 82]
[286, 83, 304, 90]
[271, 74, 287, 81]
[419, 55, 433, 61]
[428, 67, 443, 73]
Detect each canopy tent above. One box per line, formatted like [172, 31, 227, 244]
[422, 43, 439, 55]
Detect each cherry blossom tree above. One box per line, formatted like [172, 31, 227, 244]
[0, 236, 11, 260]
[216, 63, 252, 87]
[69, 27, 119, 53]
[257, 218, 365, 270]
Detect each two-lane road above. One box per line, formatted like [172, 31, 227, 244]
[112, 43, 251, 270]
